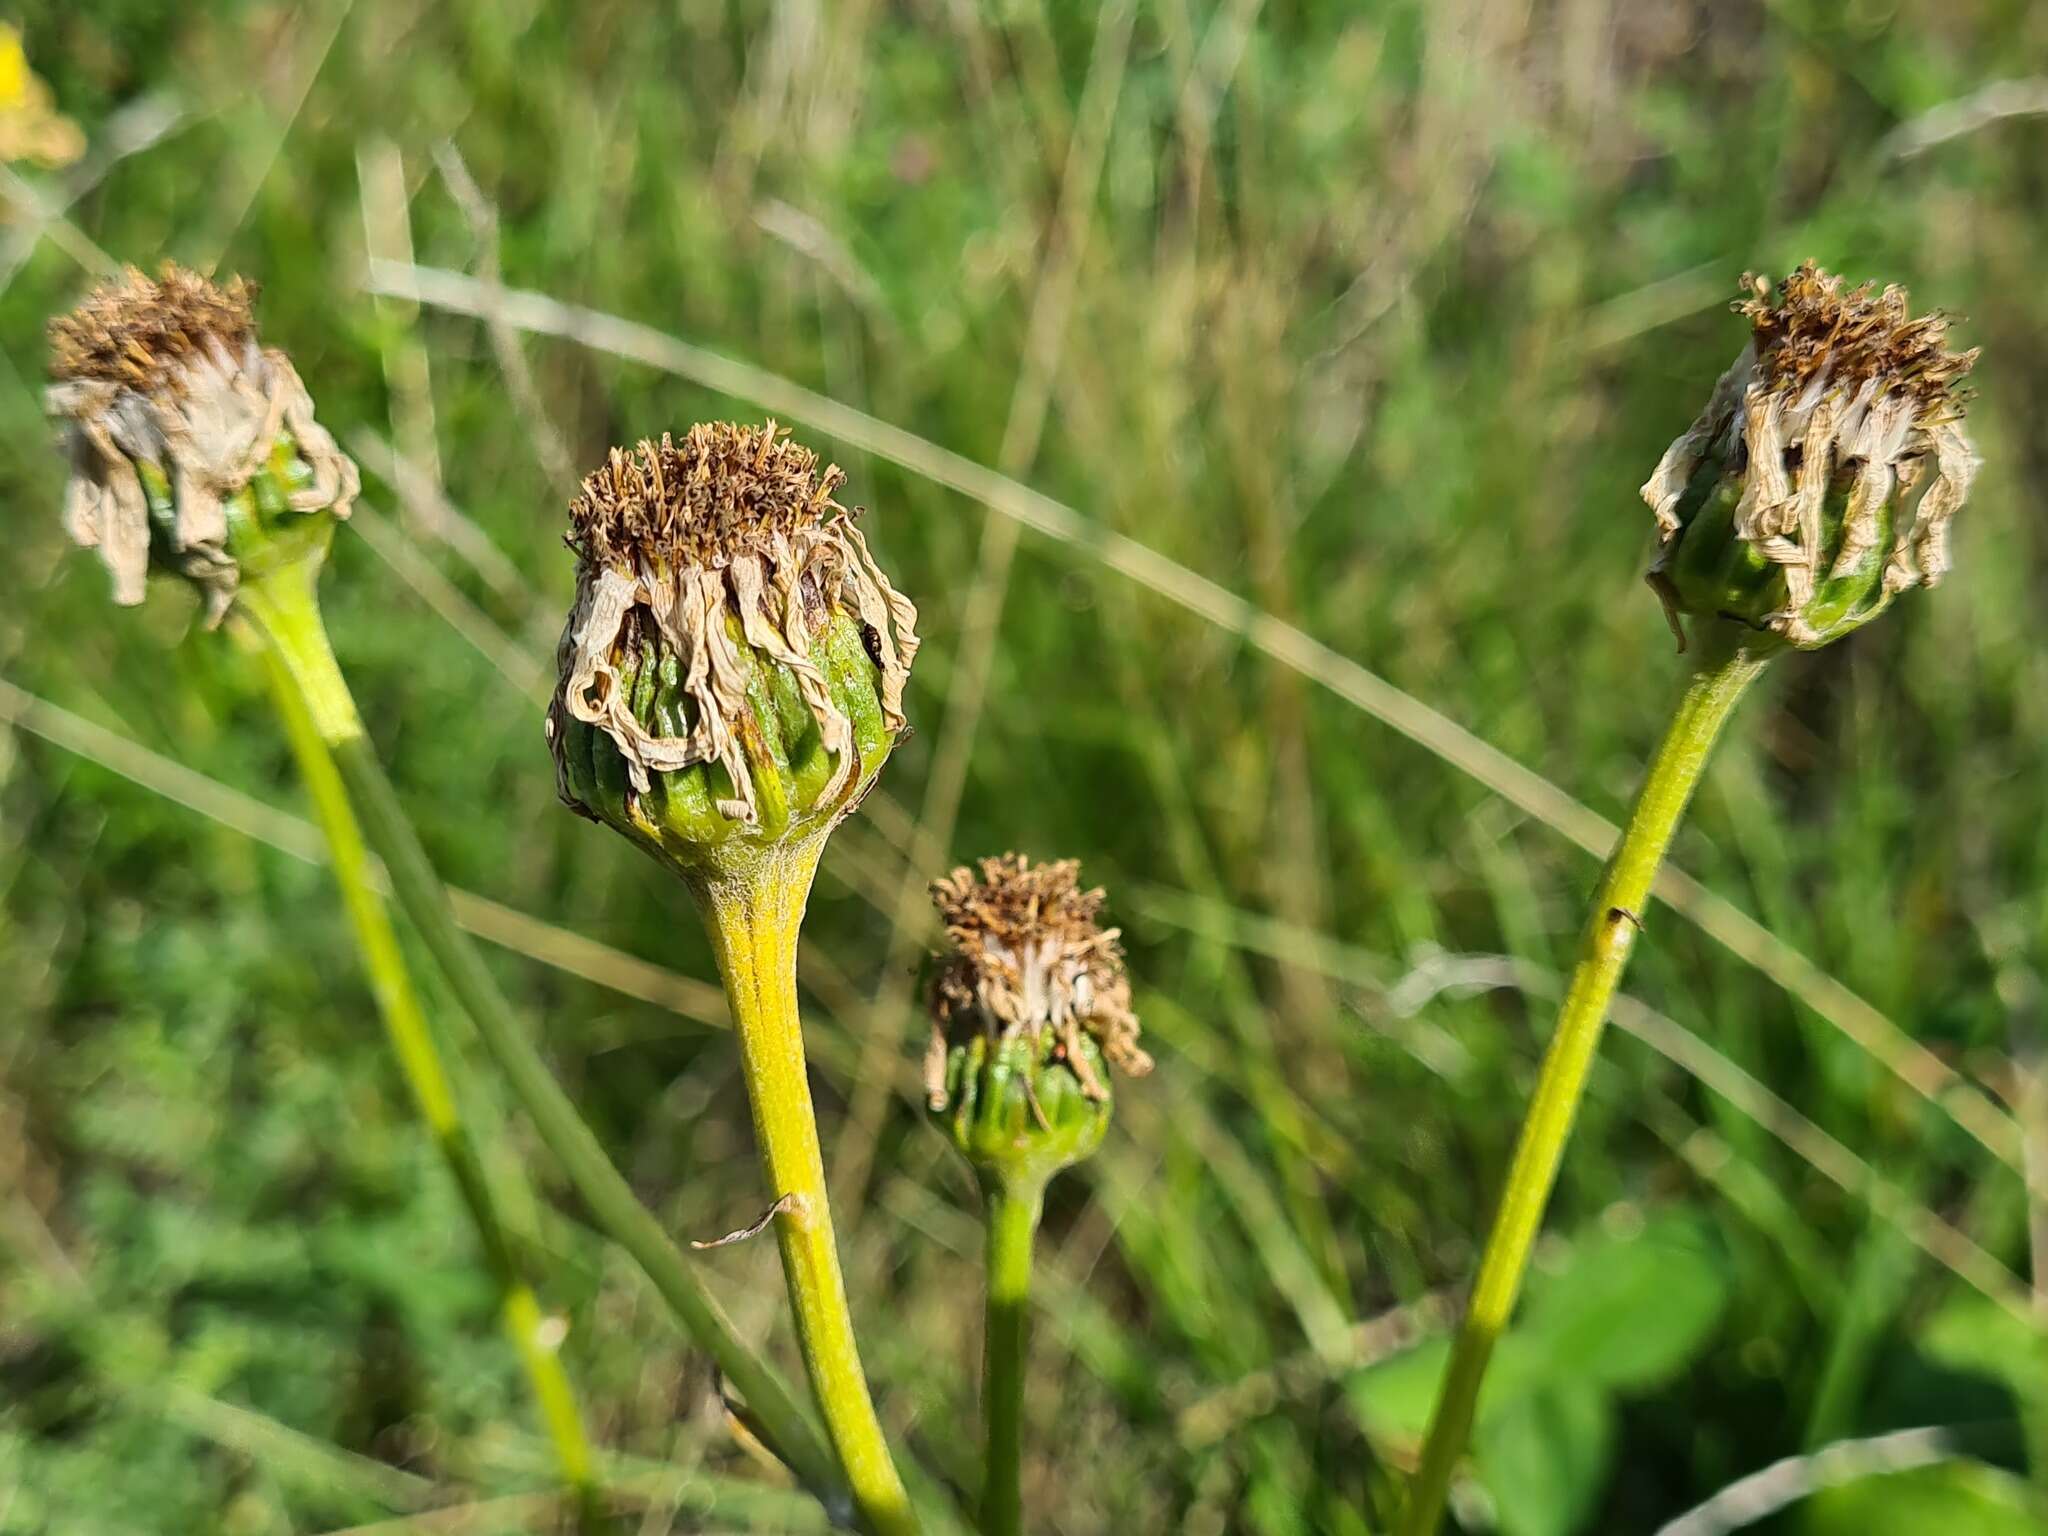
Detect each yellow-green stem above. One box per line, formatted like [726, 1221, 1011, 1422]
[1399, 633, 1769, 1536]
[691, 846, 920, 1536]
[236, 562, 844, 1512]
[979, 1177, 1042, 1536]
[240, 603, 598, 1521]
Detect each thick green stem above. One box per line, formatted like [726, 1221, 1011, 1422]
[236, 567, 843, 1512]
[691, 847, 920, 1536]
[243, 613, 597, 1522]
[979, 1177, 1042, 1536]
[1399, 635, 1769, 1536]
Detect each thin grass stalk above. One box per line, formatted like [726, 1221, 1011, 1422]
[233, 559, 845, 1512]
[239, 618, 598, 1522]
[1399, 633, 1768, 1536]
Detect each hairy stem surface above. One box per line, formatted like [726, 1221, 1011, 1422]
[691, 846, 920, 1536]
[1399, 634, 1769, 1536]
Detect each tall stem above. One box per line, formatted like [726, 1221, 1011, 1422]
[979, 1177, 1042, 1536]
[1399, 636, 1769, 1536]
[243, 618, 597, 1521]
[692, 848, 920, 1536]
[235, 565, 843, 1510]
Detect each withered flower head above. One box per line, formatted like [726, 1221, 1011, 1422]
[46, 263, 360, 625]
[1640, 261, 1979, 650]
[547, 422, 920, 873]
[925, 855, 1151, 1189]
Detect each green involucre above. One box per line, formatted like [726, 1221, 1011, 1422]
[554, 606, 896, 873]
[1660, 453, 1897, 651]
[935, 1029, 1114, 1195]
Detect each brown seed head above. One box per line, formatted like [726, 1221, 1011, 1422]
[928, 854, 1152, 1102]
[48, 264, 258, 393]
[1739, 260, 1977, 418]
[568, 422, 847, 572]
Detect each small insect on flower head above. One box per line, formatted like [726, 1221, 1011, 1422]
[926, 854, 1152, 1190]
[1640, 261, 1979, 650]
[46, 263, 359, 625]
[547, 422, 919, 875]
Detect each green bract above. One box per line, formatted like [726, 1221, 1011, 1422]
[936, 1028, 1113, 1192]
[47, 263, 359, 624]
[925, 855, 1152, 1193]
[546, 423, 920, 877]
[1641, 262, 1978, 651]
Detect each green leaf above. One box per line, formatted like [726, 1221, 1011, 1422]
[1348, 1335, 1452, 1446]
[1800, 1459, 2048, 1535]
[1473, 1382, 1613, 1536]
[1519, 1211, 1729, 1393]
[1918, 1294, 2048, 1410]
[1348, 1208, 1728, 1461]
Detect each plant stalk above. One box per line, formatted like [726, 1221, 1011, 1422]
[243, 618, 599, 1522]
[235, 561, 844, 1511]
[979, 1176, 1043, 1536]
[1399, 632, 1769, 1536]
[690, 846, 921, 1536]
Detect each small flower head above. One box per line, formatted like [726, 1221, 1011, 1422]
[47, 263, 360, 625]
[925, 855, 1152, 1190]
[1640, 261, 1979, 650]
[546, 423, 919, 875]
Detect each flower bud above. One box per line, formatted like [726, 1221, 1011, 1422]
[47, 263, 360, 625]
[926, 855, 1152, 1191]
[546, 423, 920, 874]
[1640, 261, 1979, 650]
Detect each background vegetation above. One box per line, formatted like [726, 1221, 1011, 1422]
[3, 1, 2047, 1531]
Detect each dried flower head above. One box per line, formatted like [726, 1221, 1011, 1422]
[547, 422, 919, 870]
[925, 855, 1150, 1187]
[1640, 261, 1979, 650]
[46, 264, 360, 625]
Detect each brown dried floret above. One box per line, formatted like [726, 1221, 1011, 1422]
[550, 422, 919, 825]
[927, 854, 1152, 1104]
[1740, 261, 1977, 416]
[568, 422, 847, 571]
[48, 265, 257, 393]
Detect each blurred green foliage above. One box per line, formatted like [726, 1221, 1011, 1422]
[2, 0, 2047, 1531]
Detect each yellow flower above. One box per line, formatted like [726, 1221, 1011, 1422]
[0, 25, 85, 170]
